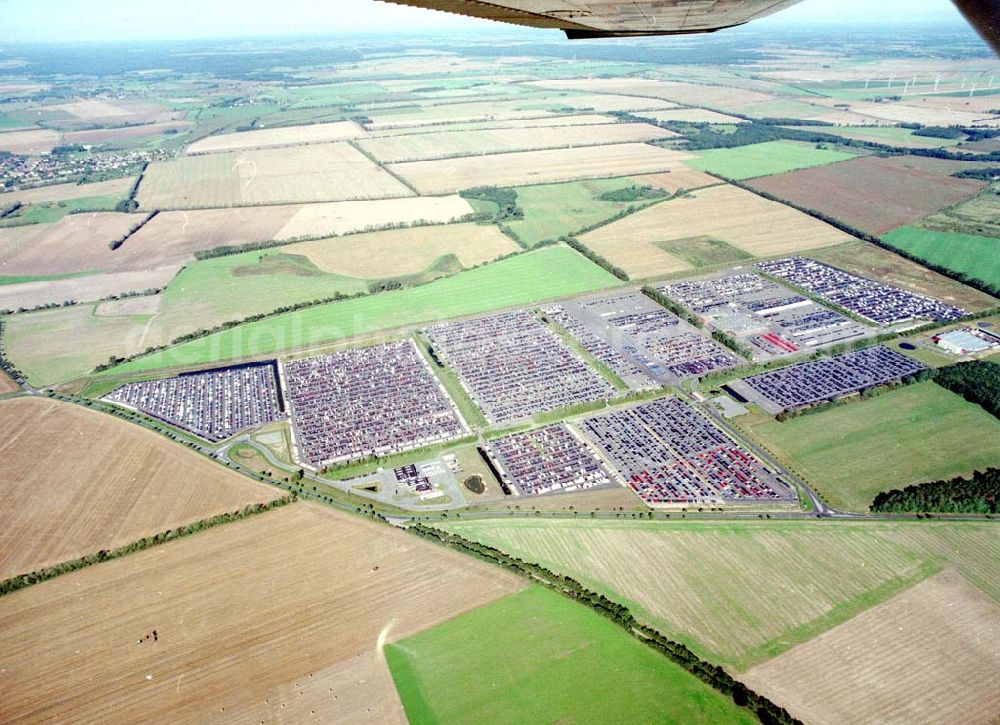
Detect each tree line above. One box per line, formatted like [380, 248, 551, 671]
[408, 524, 801, 725]
[564, 237, 629, 281]
[641, 286, 703, 328]
[871, 468, 999, 514]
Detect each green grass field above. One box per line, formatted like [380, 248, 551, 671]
[385, 585, 756, 725]
[439, 519, 1000, 671]
[105, 245, 621, 376]
[0, 195, 125, 226]
[654, 236, 754, 268]
[685, 140, 860, 180]
[882, 226, 999, 289]
[502, 177, 666, 246]
[744, 382, 1000, 512]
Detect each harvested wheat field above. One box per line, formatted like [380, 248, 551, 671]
[136, 142, 413, 209]
[365, 114, 614, 139]
[0, 502, 523, 723]
[741, 570, 1000, 725]
[0, 212, 147, 276]
[389, 143, 693, 194]
[530, 78, 775, 108]
[847, 101, 1000, 127]
[0, 128, 61, 155]
[129, 195, 473, 254]
[0, 268, 179, 310]
[286, 223, 519, 278]
[747, 155, 988, 235]
[0, 370, 17, 394]
[0, 177, 135, 207]
[185, 120, 367, 155]
[365, 100, 558, 130]
[62, 121, 193, 146]
[631, 169, 720, 193]
[579, 184, 851, 278]
[0, 397, 282, 580]
[358, 122, 676, 163]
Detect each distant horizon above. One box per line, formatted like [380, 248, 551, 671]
[0, 0, 970, 44]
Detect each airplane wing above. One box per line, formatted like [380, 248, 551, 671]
[376, 0, 806, 39]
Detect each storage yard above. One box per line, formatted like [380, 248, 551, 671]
[104, 361, 284, 442]
[483, 424, 618, 497]
[581, 397, 794, 505]
[757, 257, 967, 325]
[426, 310, 615, 425]
[659, 270, 873, 359]
[731, 345, 928, 414]
[283, 339, 467, 466]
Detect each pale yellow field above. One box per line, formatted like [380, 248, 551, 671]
[136, 142, 413, 209]
[848, 101, 1000, 127]
[0, 369, 17, 394]
[638, 108, 749, 124]
[0, 177, 134, 206]
[440, 519, 1000, 670]
[631, 169, 721, 193]
[49, 98, 135, 118]
[0, 267, 179, 311]
[579, 184, 851, 278]
[0, 397, 282, 580]
[366, 100, 559, 130]
[62, 120, 193, 146]
[0, 502, 523, 723]
[742, 570, 1000, 725]
[0, 128, 61, 155]
[286, 223, 519, 278]
[358, 122, 676, 162]
[531, 78, 776, 109]
[365, 114, 615, 138]
[185, 120, 367, 155]
[129, 195, 473, 253]
[389, 143, 694, 194]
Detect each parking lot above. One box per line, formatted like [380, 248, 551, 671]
[729, 345, 929, 414]
[104, 361, 284, 442]
[659, 269, 874, 360]
[426, 310, 616, 425]
[546, 290, 737, 385]
[756, 257, 967, 326]
[581, 397, 795, 505]
[483, 423, 619, 497]
[281, 339, 468, 467]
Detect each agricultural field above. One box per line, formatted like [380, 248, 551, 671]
[284, 223, 518, 278]
[357, 122, 676, 162]
[845, 101, 1000, 127]
[578, 183, 852, 278]
[501, 177, 670, 246]
[388, 143, 695, 194]
[100, 245, 621, 377]
[364, 114, 616, 139]
[3, 225, 515, 385]
[917, 185, 1000, 238]
[185, 120, 366, 154]
[129, 194, 473, 252]
[387, 585, 755, 725]
[0, 176, 135, 206]
[686, 140, 862, 180]
[811, 240, 1000, 312]
[638, 108, 748, 124]
[61, 120, 193, 148]
[0, 369, 18, 394]
[747, 155, 988, 234]
[439, 518, 1000, 670]
[882, 226, 1000, 289]
[784, 124, 966, 149]
[0, 193, 127, 226]
[739, 382, 1000, 513]
[136, 142, 412, 209]
[0, 503, 522, 723]
[0, 396, 282, 580]
[742, 570, 1000, 725]
[0, 128, 61, 154]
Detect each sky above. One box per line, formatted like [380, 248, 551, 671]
[0, 0, 966, 43]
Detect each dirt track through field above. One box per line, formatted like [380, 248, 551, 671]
[0, 502, 523, 723]
[0, 397, 282, 579]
